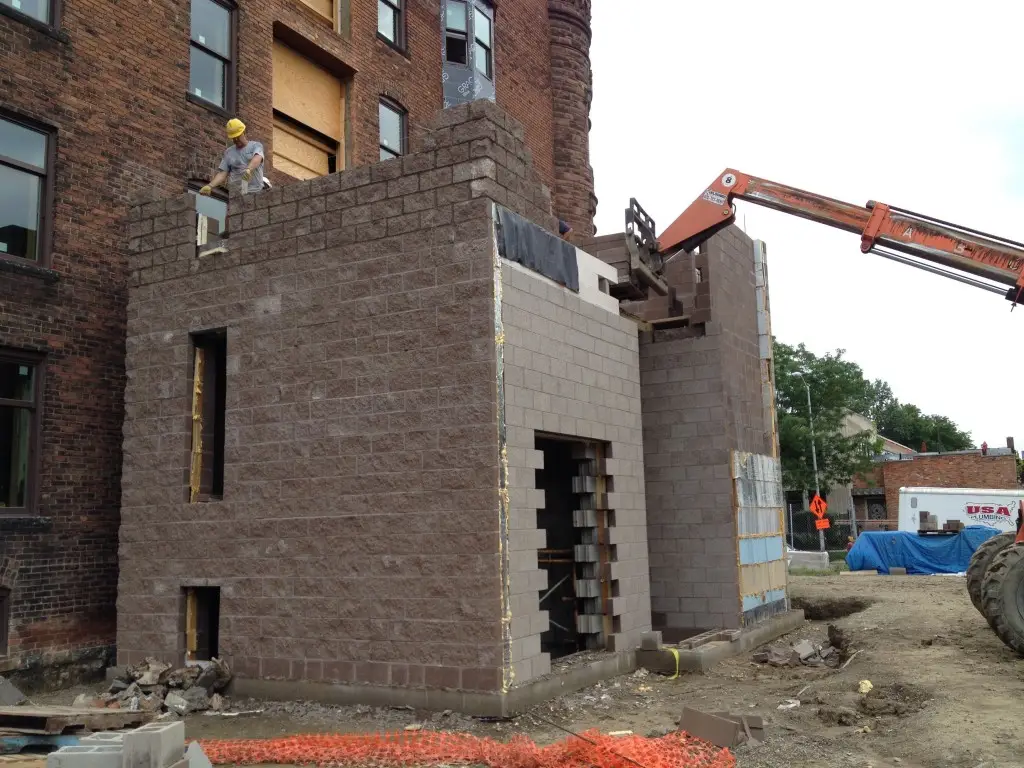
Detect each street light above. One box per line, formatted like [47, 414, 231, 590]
[794, 371, 825, 552]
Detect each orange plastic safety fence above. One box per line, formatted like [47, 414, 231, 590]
[199, 730, 735, 768]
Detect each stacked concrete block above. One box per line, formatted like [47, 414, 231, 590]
[53, 722, 186, 768]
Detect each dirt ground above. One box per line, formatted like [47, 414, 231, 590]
[37, 574, 1024, 767]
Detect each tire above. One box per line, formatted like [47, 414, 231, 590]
[967, 532, 1015, 617]
[981, 543, 1024, 655]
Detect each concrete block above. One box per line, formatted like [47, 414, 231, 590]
[79, 733, 126, 745]
[889, 567, 908, 576]
[47, 745, 124, 768]
[0, 676, 26, 705]
[186, 742, 213, 768]
[124, 721, 186, 768]
[639, 631, 662, 651]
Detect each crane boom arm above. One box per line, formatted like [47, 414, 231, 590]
[657, 169, 1024, 301]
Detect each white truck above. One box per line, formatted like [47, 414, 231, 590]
[898, 487, 1024, 534]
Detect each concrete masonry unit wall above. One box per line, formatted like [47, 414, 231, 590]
[638, 227, 774, 634]
[121, 101, 645, 711]
[500, 255, 651, 684]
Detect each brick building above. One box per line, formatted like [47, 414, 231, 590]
[0, 0, 597, 683]
[853, 451, 1019, 531]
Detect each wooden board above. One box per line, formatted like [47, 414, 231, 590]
[0, 707, 154, 735]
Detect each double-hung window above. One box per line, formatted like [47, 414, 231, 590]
[189, 0, 235, 111]
[377, 0, 404, 48]
[0, 116, 51, 265]
[379, 99, 406, 161]
[0, 353, 41, 516]
[473, 6, 492, 78]
[444, 0, 468, 65]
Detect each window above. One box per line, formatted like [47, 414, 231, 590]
[473, 6, 491, 78]
[0, 353, 41, 516]
[189, 0, 235, 111]
[0, 116, 51, 265]
[189, 332, 226, 502]
[188, 181, 227, 236]
[271, 41, 345, 179]
[0, 0, 54, 25]
[377, 0, 403, 48]
[378, 99, 406, 161]
[444, 0, 467, 65]
[0, 588, 7, 656]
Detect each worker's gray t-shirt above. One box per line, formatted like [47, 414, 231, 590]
[218, 140, 265, 193]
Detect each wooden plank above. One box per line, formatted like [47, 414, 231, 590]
[189, 348, 205, 503]
[0, 707, 153, 735]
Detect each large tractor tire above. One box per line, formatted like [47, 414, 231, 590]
[981, 543, 1024, 655]
[967, 532, 1015, 617]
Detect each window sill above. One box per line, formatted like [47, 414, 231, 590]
[186, 92, 234, 120]
[0, 515, 52, 533]
[376, 33, 410, 60]
[0, 256, 59, 284]
[0, 4, 68, 42]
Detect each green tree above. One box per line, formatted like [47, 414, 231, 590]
[774, 341, 881, 493]
[773, 339, 975, 493]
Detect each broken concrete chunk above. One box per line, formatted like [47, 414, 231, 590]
[0, 676, 26, 706]
[164, 692, 190, 716]
[181, 686, 211, 712]
[793, 640, 817, 661]
[209, 693, 224, 712]
[72, 693, 103, 709]
[166, 666, 202, 690]
[194, 659, 231, 694]
[679, 706, 743, 748]
[118, 682, 143, 702]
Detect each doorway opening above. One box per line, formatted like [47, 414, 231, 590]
[184, 586, 220, 662]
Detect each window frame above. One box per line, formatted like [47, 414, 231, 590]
[187, 0, 238, 115]
[378, 98, 407, 161]
[376, 0, 405, 51]
[473, 4, 492, 79]
[0, 349, 44, 518]
[444, 0, 468, 66]
[0, 111, 55, 270]
[187, 180, 229, 237]
[0, 0, 63, 35]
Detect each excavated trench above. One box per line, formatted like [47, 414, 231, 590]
[791, 596, 875, 620]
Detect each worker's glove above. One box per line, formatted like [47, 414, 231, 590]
[242, 169, 253, 182]
[199, 185, 213, 196]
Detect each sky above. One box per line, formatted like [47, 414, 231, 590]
[588, 0, 1024, 450]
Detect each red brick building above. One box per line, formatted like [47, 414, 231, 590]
[0, 0, 596, 684]
[853, 452, 1019, 531]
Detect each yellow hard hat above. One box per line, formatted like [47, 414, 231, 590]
[226, 118, 246, 139]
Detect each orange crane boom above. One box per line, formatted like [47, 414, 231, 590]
[657, 169, 1024, 303]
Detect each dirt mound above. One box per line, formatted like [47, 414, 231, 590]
[791, 596, 874, 620]
[858, 683, 930, 717]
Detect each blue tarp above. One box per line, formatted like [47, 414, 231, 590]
[847, 526, 1003, 575]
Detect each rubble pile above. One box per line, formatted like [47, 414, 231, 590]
[73, 657, 231, 716]
[753, 624, 851, 669]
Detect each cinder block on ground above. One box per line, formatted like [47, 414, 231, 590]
[640, 631, 662, 650]
[889, 567, 908, 576]
[47, 745, 124, 768]
[79, 733, 126, 745]
[124, 721, 185, 768]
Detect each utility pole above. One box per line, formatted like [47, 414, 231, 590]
[797, 372, 825, 551]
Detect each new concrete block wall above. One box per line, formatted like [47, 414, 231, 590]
[639, 226, 773, 634]
[119, 102, 555, 701]
[500, 256, 651, 685]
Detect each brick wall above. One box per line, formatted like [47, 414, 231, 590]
[638, 226, 772, 633]
[1, 0, 587, 679]
[500, 259, 650, 685]
[120, 103, 556, 696]
[879, 454, 1018, 526]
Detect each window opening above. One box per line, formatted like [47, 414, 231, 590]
[444, 0, 468, 65]
[377, 0, 402, 47]
[189, 0, 235, 110]
[189, 331, 226, 502]
[473, 6, 491, 78]
[0, 353, 40, 515]
[0, 116, 49, 263]
[378, 99, 406, 161]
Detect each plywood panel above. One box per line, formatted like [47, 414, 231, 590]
[272, 42, 343, 141]
[273, 121, 330, 180]
[296, 0, 333, 22]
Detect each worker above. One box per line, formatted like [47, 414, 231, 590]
[200, 118, 264, 197]
[558, 219, 573, 240]
[845, 536, 855, 553]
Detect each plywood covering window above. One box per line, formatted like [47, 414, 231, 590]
[271, 41, 344, 180]
[297, 0, 332, 24]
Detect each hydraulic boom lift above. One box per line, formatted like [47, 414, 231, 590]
[658, 169, 1024, 305]
[655, 169, 1024, 656]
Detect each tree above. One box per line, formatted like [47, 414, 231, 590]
[774, 341, 881, 493]
[773, 339, 975, 493]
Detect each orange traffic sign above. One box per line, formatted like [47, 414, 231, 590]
[815, 517, 831, 531]
[810, 494, 828, 518]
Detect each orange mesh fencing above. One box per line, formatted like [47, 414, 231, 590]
[199, 729, 736, 768]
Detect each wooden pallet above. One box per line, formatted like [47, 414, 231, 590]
[0, 707, 153, 735]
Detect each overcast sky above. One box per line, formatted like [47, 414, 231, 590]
[589, 1, 1024, 450]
